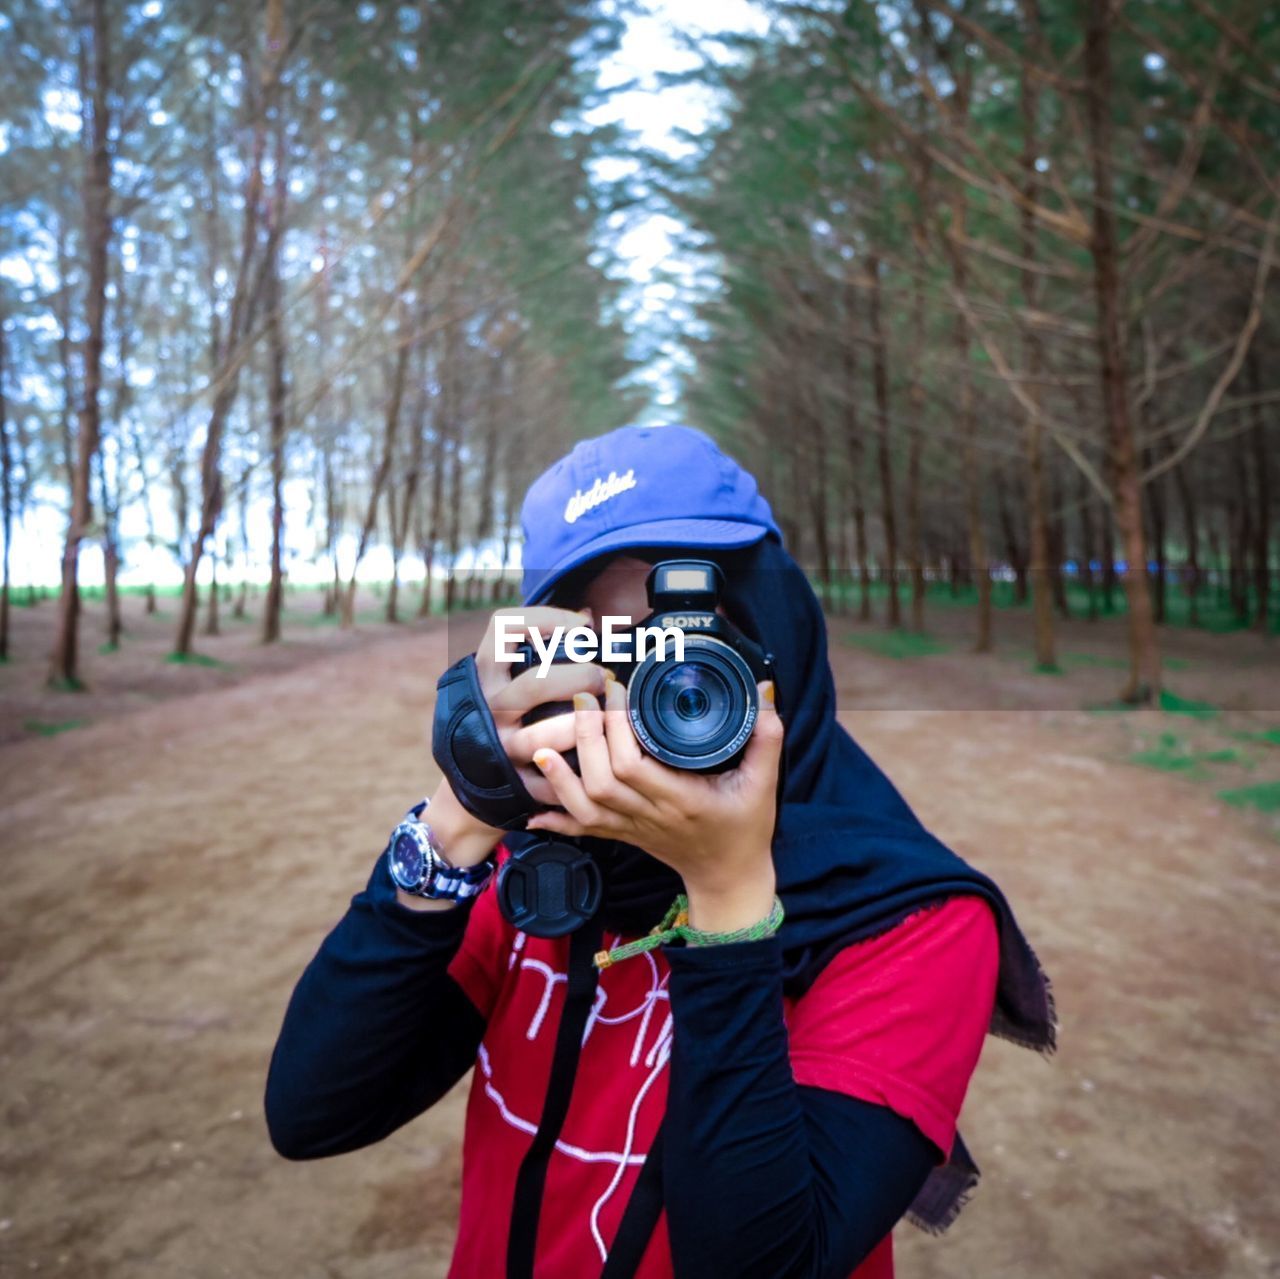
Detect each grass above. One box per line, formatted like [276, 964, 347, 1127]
[46, 674, 86, 692]
[1158, 689, 1219, 719]
[1087, 688, 1221, 717]
[1231, 728, 1280, 748]
[164, 651, 231, 669]
[24, 717, 89, 737]
[813, 573, 1279, 634]
[1129, 732, 1255, 781]
[844, 629, 951, 660]
[1218, 781, 1280, 815]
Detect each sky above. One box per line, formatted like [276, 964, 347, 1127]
[581, 0, 768, 417]
[4, 0, 768, 589]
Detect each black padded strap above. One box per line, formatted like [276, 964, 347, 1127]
[432, 653, 541, 831]
[600, 1119, 667, 1278]
[506, 917, 605, 1279]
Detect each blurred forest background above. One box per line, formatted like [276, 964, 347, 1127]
[2, 6, 1279, 1277]
[0, 0, 1276, 703]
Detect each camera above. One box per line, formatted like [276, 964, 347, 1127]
[512, 559, 774, 774]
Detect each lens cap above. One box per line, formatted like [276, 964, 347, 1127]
[495, 838, 603, 937]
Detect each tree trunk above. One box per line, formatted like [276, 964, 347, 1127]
[808, 405, 832, 610]
[1047, 466, 1069, 618]
[867, 254, 899, 627]
[342, 314, 411, 627]
[174, 0, 286, 658]
[905, 252, 926, 632]
[1247, 352, 1271, 632]
[1101, 505, 1117, 613]
[54, 214, 78, 498]
[1230, 447, 1253, 624]
[996, 467, 1029, 603]
[1143, 445, 1168, 625]
[420, 409, 446, 620]
[1078, 469, 1099, 621]
[49, 0, 113, 687]
[204, 546, 221, 636]
[467, 357, 502, 610]
[261, 161, 288, 645]
[1172, 458, 1200, 626]
[948, 182, 991, 653]
[97, 450, 122, 649]
[444, 431, 464, 614]
[842, 283, 872, 622]
[1019, 0, 1057, 667]
[0, 318, 10, 662]
[1083, 0, 1160, 700]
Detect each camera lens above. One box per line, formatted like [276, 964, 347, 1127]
[653, 664, 731, 743]
[628, 637, 758, 772]
[674, 684, 710, 721]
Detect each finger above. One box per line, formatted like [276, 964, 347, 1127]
[477, 606, 594, 693]
[525, 809, 589, 839]
[574, 687, 651, 815]
[736, 680, 784, 784]
[490, 660, 608, 721]
[601, 675, 671, 802]
[507, 711, 579, 762]
[514, 761, 562, 807]
[530, 746, 608, 828]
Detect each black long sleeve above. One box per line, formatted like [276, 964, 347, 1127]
[263, 850, 487, 1161]
[661, 936, 938, 1279]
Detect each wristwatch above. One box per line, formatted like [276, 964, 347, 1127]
[385, 799, 496, 902]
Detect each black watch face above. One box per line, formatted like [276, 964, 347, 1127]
[391, 829, 426, 886]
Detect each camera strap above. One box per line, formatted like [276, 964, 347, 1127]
[506, 915, 605, 1279]
[599, 1120, 666, 1278]
[432, 653, 541, 831]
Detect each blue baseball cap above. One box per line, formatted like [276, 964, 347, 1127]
[519, 424, 780, 605]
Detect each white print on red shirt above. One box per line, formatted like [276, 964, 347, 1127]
[478, 931, 674, 1262]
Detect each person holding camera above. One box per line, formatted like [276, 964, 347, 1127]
[264, 424, 1056, 1279]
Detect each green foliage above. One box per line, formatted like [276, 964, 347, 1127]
[24, 717, 89, 736]
[1129, 733, 1254, 781]
[1158, 690, 1219, 720]
[164, 651, 230, 669]
[844, 629, 951, 660]
[1218, 783, 1280, 816]
[46, 675, 86, 693]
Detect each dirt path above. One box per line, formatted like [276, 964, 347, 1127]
[1, 614, 1276, 1278]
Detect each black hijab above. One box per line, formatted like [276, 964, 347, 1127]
[508, 532, 1057, 1233]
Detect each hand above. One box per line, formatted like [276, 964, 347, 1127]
[396, 776, 504, 912]
[471, 605, 610, 808]
[525, 678, 784, 931]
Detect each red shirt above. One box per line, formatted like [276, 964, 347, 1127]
[446, 878, 999, 1278]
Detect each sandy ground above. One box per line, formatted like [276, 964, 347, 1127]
[0, 591, 1277, 1278]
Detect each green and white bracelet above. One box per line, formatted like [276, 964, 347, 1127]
[594, 893, 786, 970]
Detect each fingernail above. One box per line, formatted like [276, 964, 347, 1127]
[573, 692, 596, 712]
[763, 681, 775, 704]
[603, 667, 617, 685]
[533, 749, 552, 771]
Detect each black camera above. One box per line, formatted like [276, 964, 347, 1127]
[512, 559, 774, 774]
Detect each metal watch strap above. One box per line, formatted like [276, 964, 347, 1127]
[398, 799, 494, 900]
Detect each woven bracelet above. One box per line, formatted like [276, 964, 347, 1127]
[594, 893, 785, 970]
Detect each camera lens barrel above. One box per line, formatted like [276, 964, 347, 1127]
[626, 635, 759, 773]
